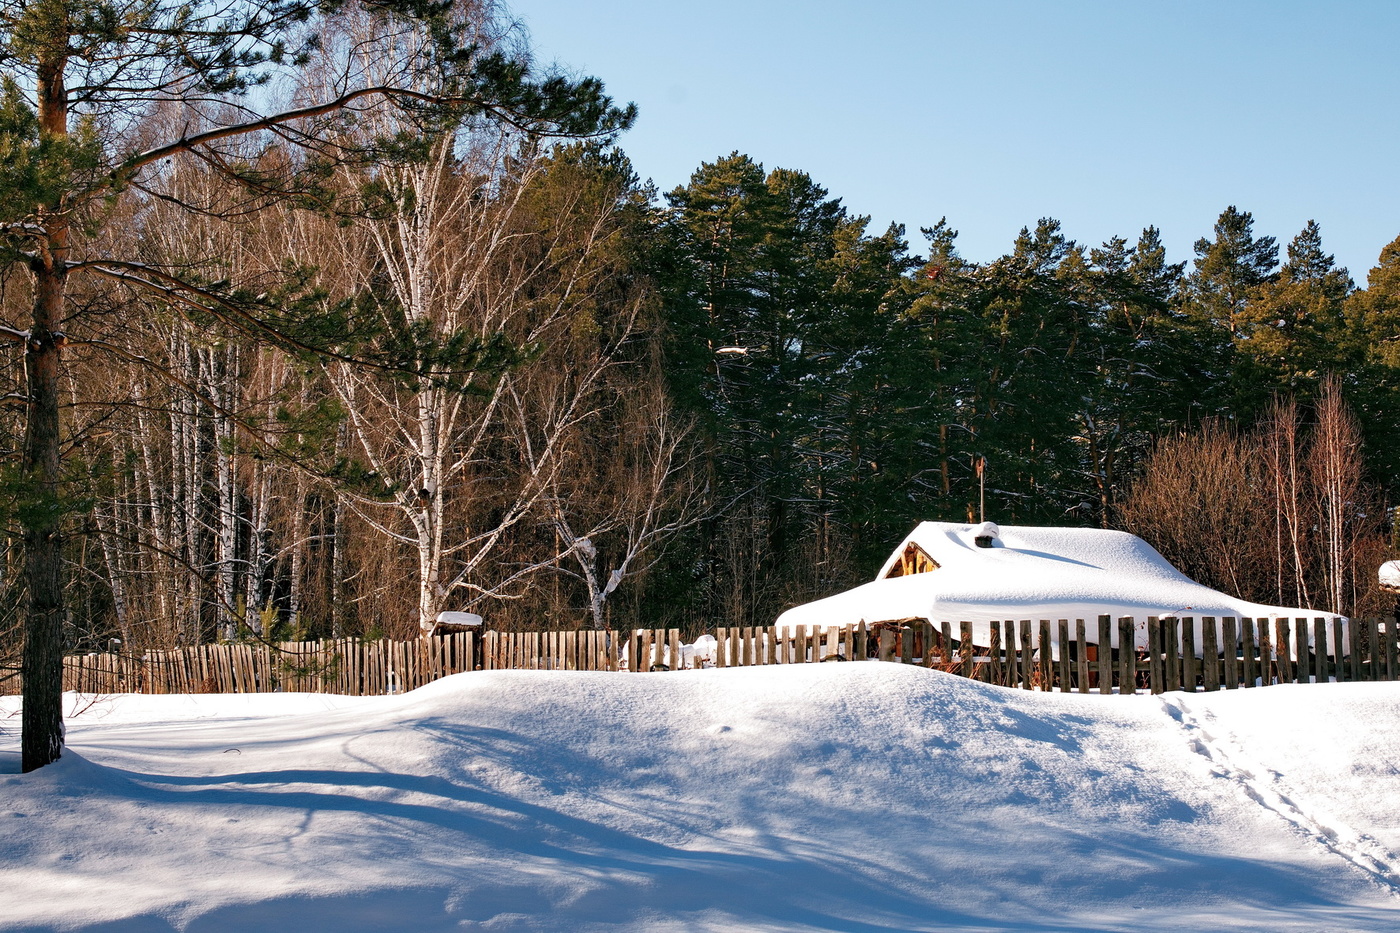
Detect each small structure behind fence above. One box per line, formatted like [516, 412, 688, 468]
[5, 614, 1397, 698]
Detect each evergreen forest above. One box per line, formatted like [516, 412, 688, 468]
[2, 0, 1397, 692]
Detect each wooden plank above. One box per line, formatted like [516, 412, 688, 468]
[1386, 617, 1398, 681]
[1118, 618, 1136, 695]
[1366, 619, 1378, 681]
[1202, 617, 1219, 692]
[856, 621, 868, 661]
[960, 621, 975, 678]
[940, 621, 953, 669]
[878, 627, 895, 663]
[1030, 622, 1041, 686]
[1057, 620, 1071, 693]
[1075, 620, 1089, 694]
[1257, 621, 1273, 685]
[922, 621, 936, 668]
[1147, 617, 1163, 694]
[1384, 619, 1395, 681]
[1003, 621, 1017, 687]
[1272, 619, 1290, 685]
[1163, 618, 1181, 692]
[899, 625, 914, 665]
[1313, 618, 1329, 684]
[1221, 618, 1238, 690]
[1292, 619, 1307, 685]
[1097, 615, 1112, 695]
[1015, 620, 1030, 690]
[1348, 617, 1362, 682]
[988, 622, 1003, 686]
[1330, 619, 1345, 683]
[842, 625, 854, 663]
[1181, 618, 1197, 693]
[1015, 619, 1029, 688]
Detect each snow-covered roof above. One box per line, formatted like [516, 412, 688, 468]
[777, 521, 1331, 641]
[1380, 560, 1400, 594]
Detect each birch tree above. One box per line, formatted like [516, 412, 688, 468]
[302, 132, 656, 632]
[0, 0, 631, 771]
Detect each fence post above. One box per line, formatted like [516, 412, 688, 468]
[1202, 617, 1219, 692]
[1075, 620, 1089, 694]
[959, 621, 975, 678]
[1057, 620, 1071, 693]
[1330, 619, 1346, 683]
[1268, 619, 1285, 684]
[1147, 617, 1163, 694]
[1222, 618, 1238, 689]
[1366, 619, 1381, 681]
[1291, 619, 1306, 684]
[1257, 622, 1272, 686]
[1385, 618, 1398, 681]
[1015, 620, 1031, 690]
[988, 622, 1003, 684]
[1118, 618, 1135, 695]
[1161, 617, 1178, 692]
[1181, 618, 1197, 692]
[1039, 621, 1053, 691]
[1097, 615, 1113, 695]
[877, 627, 894, 663]
[1312, 618, 1328, 684]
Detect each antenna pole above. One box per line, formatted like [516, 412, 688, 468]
[976, 455, 986, 523]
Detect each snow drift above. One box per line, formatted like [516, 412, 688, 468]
[4, 666, 1400, 931]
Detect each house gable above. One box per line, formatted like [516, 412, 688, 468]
[885, 542, 939, 578]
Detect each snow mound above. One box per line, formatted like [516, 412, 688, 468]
[4, 668, 1400, 931]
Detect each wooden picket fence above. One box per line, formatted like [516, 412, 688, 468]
[6, 613, 1398, 697]
[851, 615, 1400, 694]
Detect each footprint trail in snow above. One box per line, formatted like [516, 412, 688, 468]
[1163, 695, 1400, 895]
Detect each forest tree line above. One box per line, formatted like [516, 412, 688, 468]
[2, 2, 1398, 678]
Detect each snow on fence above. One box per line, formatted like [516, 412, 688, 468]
[5, 615, 1398, 697]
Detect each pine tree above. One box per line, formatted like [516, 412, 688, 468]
[1343, 234, 1400, 488]
[0, 0, 631, 771]
[655, 154, 911, 622]
[1243, 220, 1353, 389]
[1185, 206, 1280, 416]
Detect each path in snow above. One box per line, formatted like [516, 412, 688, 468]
[1163, 694, 1400, 894]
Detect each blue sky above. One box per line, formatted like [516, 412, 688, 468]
[516, 0, 1400, 283]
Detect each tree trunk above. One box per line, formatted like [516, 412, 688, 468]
[22, 55, 71, 773]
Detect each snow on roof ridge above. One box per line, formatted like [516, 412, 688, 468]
[785, 520, 1333, 642]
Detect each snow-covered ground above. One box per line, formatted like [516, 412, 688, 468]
[3, 665, 1400, 932]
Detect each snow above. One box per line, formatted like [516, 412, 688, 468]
[1381, 560, 1400, 592]
[4, 667, 1400, 931]
[778, 521, 1333, 649]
